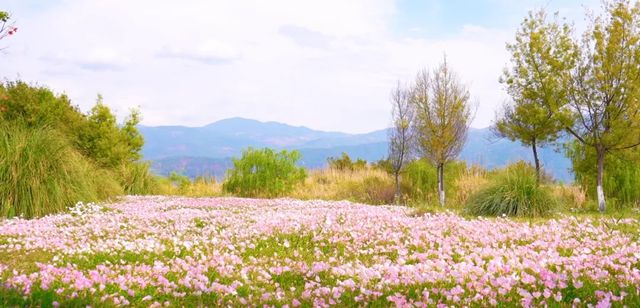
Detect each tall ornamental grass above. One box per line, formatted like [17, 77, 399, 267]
[465, 161, 559, 218]
[0, 124, 121, 218]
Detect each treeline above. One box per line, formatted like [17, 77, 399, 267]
[388, 0, 640, 214]
[0, 81, 159, 218]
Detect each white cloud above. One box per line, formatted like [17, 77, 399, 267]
[0, 0, 599, 133]
[157, 40, 241, 64]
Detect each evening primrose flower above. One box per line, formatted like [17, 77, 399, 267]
[0, 196, 638, 306]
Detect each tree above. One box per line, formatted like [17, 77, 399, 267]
[499, 10, 575, 185]
[507, 2, 640, 212]
[0, 11, 18, 41]
[79, 95, 145, 168]
[492, 101, 563, 184]
[388, 81, 415, 203]
[411, 59, 472, 206]
[568, 0, 640, 212]
[567, 140, 640, 206]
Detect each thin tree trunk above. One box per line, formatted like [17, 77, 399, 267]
[596, 147, 606, 212]
[437, 163, 445, 207]
[394, 172, 401, 204]
[532, 139, 540, 185]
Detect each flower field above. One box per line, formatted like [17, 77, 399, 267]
[0, 197, 639, 307]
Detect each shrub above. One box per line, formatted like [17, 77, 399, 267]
[223, 148, 306, 198]
[401, 159, 467, 205]
[465, 161, 559, 218]
[0, 124, 121, 218]
[327, 152, 367, 171]
[292, 168, 395, 204]
[0, 82, 144, 169]
[118, 162, 161, 195]
[566, 140, 640, 207]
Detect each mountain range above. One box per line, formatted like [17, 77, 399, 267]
[139, 117, 573, 182]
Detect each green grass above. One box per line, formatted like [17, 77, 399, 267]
[0, 124, 123, 218]
[465, 162, 559, 218]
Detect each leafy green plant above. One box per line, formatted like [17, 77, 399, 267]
[465, 161, 559, 218]
[223, 148, 306, 198]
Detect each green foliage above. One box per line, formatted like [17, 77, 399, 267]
[0, 11, 8, 23]
[372, 158, 393, 174]
[0, 81, 86, 137]
[223, 148, 306, 198]
[497, 9, 576, 184]
[327, 152, 367, 171]
[118, 162, 161, 195]
[0, 124, 122, 218]
[402, 160, 467, 204]
[168, 172, 191, 189]
[465, 161, 559, 217]
[506, 2, 640, 211]
[0, 81, 155, 217]
[567, 141, 640, 208]
[410, 59, 472, 206]
[0, 83, 145, 170]
[78, 95, 143, 168]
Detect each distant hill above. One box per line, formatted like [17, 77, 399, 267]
[140, 117, 573, 182]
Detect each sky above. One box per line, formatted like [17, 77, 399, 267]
[1, 0, 600, 133]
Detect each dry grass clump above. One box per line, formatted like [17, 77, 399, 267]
[452, 167, 490, 206]
[550, 184, 587, 210]
[292, 168, 395, 205]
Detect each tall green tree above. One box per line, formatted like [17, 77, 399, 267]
[506, 1, 640, 212]
[411, 58, 472, 206]
[499, 10, 575, 185]
[493, 101, 562, 185]
[568, 0, 640, 212]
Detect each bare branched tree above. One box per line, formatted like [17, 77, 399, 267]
[388, 81, 415, 203]
[411, 58, 472, 206]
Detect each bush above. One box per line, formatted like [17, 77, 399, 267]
[327, 152, 367, 171]
[292, 168, 395, 204]
[0, 82, 144, 169]
[0, 124, 121, 218]
[401, 160, 468, 205]
[118, 162, 161, 195]
[566, 140, 640, 207]
[223, 148, 306, 198]
[465, 161, 559, 218]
